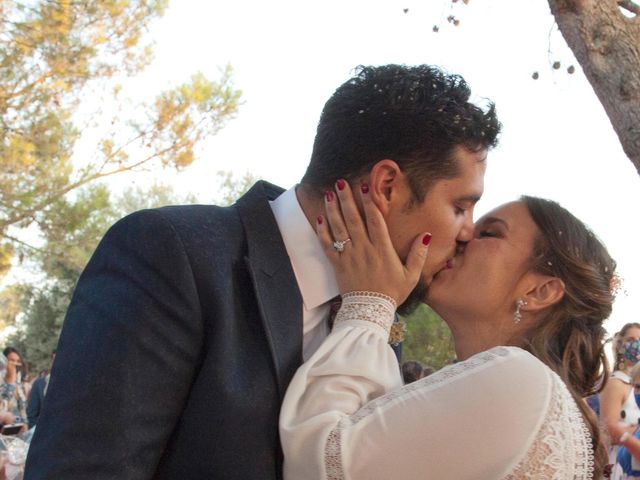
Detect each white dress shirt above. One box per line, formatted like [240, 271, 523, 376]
[270, 186, 340, 360]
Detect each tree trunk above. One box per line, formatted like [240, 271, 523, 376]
[548, 0, 640, 175]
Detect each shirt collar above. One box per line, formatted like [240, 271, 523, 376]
[270, 186, 339, 310]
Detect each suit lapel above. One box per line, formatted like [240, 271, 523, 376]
[237, 181, 303, 399]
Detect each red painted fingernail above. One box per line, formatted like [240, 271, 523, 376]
[422, 233, 432, 246]
[336, 179, 346, 191]
[325, 190, 334, 202]
[361, 183, 369, 194]
[317, 215, 323, 225]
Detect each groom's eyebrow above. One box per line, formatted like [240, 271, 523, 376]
[457, 194, 481, 205]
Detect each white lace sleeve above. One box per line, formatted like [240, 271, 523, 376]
[279, 292, 403, 479]
[281, 343, 594, 480]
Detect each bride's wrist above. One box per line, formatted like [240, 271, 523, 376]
[341, 291, 397, 311]
[333, 291, 398, 337]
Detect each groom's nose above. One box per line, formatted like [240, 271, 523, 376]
[456, 216, 475, 243]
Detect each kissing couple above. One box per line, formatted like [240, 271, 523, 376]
[26, 65, 613, 480]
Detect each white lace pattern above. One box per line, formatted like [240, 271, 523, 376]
[333, 292, 396, 336]
[503, 371, 594, 480]
[323, 347, 594, 480]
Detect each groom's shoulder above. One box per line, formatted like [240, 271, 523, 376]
[149, 180, 283, 229]
[156, 203, 240, 229]
[107, 180, 284, 245]
[111, 206, 247, 261]
[109, 203, 239, 239]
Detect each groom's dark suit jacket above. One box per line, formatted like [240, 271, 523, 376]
[24, 181, 304, 480]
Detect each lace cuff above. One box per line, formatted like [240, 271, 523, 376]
[333, 291, 397, 337]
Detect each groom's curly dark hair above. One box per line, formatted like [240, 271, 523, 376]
[301, 64, 501, 200]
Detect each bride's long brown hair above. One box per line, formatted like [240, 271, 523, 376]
[519, 196, 615, 479]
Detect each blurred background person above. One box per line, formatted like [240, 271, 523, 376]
[612, 361, 640, 478]
[400, 361, 435, 384]
[0, 347, 28, 428]
[600, 323, 640, 473]
[401, 361, 425, 384]
[422, 366, 434, 378]
[26, 351, 56, 429]
[586, 393, 601, 418]
[0, 353, 16, 427]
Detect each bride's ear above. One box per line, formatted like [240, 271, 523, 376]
[521, 275, 566, 313]
[368, 160, 404, 216]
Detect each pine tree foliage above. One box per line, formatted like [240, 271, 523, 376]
[0, 0, 241, 282]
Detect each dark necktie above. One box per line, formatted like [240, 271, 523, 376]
[327, 296, 342, 330]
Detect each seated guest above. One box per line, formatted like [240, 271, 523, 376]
[0, 354, 14, 426]
[1, 347, 28, 425]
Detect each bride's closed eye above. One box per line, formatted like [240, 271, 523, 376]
[476, 229, 498, 238]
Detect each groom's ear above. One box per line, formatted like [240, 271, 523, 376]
[368, 160, 405, 216]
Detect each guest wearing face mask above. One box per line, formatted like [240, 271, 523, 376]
[613, 362, 640, 478]
[600, 323, 640, 476]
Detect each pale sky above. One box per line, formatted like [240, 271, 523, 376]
[93, 0, 640, 335]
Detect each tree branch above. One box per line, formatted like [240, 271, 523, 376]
[0, 137, 194, 232]
[550, 0, 640, 174]
[0, 233, 42, 252]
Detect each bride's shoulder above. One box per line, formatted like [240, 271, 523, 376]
[428, 346, 553, 392]
[475, 345, 548, 366]
[450, 346, 550, 375]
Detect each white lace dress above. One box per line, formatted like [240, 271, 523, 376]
[279, 293, 595, 479]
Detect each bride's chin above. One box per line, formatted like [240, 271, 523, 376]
[425, 286, 455, 318]
[425, 277, 446, 299]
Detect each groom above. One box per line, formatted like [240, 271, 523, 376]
[25, 65, 500, 479]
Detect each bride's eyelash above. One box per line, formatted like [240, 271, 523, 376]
[478, 230, 497, 238]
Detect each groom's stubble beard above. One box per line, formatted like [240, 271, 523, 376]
[397, 279, 428, 316]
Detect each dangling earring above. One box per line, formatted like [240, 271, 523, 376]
[514, 299, 528, 323]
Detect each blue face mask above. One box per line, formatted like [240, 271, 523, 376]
[622, 340, 640, 364]
[635, 393, 640, 408]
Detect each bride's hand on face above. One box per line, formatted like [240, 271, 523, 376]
[317, 179, 431, 306]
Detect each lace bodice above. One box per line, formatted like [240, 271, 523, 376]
[503, 370, 594, 479]
[280, 294, 594, 479]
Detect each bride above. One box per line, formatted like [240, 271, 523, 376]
[280, 180, 613, 479]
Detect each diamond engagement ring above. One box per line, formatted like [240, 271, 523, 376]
[332, 238, 351, 253]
